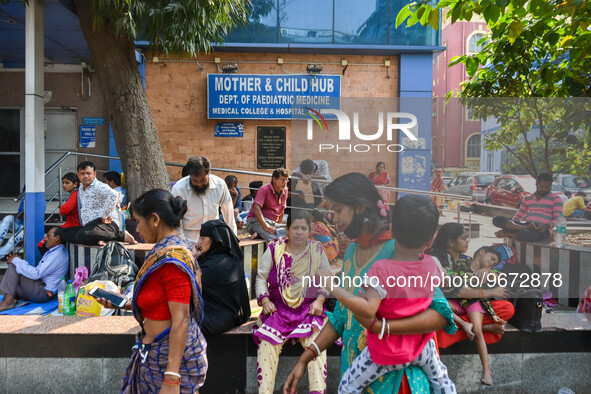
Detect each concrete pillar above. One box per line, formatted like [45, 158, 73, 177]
[24, 0, 45, 264]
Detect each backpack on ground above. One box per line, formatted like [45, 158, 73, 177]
[89, 241, 138, 289]
[502, 262, 543, 332]
[507, 287, 543, 332]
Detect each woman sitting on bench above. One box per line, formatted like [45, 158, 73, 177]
[253, 209, 331, 394]
[431, 223, 514, 386]
[197, 219, 251, 336]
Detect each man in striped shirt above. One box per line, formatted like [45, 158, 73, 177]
[493, 173, 563, 242]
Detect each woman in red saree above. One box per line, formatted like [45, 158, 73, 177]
[431, 223, 515, 386]
[368, 162, 391, 203]
[431, 169, 446, 214]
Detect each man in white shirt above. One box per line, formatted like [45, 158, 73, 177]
[60, 161, 136, 246]
[172, 156, 237, 242]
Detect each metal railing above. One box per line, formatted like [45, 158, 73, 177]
[9, 151, 475, 256]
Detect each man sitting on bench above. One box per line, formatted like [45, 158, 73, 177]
[0, 227, 69, 311]
[60, 161, 136, 246]
[493, 173, 563, 242]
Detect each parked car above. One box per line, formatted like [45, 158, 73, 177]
[445, 172, 500, 202]
[443, 176, 453, 187]
[555, 174, 591, 195]
[485, 175, 568, 208]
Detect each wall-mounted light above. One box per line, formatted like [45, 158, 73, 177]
[307, 64, 323, 74]
[195, 61, 204, 73]
[222, 63, 238, 73]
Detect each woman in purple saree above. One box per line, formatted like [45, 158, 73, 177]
[253, 210, 331, 394]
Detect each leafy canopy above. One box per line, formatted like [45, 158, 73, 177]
[398, 0, 590, 97]
[398, 0, 591, 176]
[92, 0, 250, 56]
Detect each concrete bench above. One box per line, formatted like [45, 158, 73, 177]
[1, 312, 590, 393]
[67, 239, 266, 298]
[67, 242, 152, 281]
[512, 240, 591, 307]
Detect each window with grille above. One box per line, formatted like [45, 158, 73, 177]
[467, 134, 481, 158]
[468, 33, 487, 53]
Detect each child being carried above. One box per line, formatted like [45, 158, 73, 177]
[324, 195, 456, 394]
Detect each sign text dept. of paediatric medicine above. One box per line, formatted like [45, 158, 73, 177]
[208, 74, 340, 119]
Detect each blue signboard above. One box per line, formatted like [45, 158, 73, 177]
[208, 74, 340, 120]
[397, 98, 432, 192]
[215, 122, 244, 137]
[79, 125, 96, 148]
[82, 117, 105, 125]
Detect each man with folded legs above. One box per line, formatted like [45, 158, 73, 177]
[245, 168, 289, 241]
[60, 161, 136, 246]
[493, 173, 563, 242]
[0, 227, 69, 311]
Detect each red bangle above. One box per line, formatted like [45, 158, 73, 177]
[306, 346, 318, 360]
[163, 378, 180, 386]
[369, 317, 379, 333]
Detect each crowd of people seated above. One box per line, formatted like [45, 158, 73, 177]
[4, 158, 587, 393]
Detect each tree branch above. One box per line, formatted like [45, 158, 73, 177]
[502, 142, 536, 177]
[516, 114, 538, 175]
[531, 96, 552, 174]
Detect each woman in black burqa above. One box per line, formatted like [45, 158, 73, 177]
[198, 219, 251, 336]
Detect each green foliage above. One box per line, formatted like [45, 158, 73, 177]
[91, 0, 250, 56]
[469, 98, 590, 177]
[397, 0, 591, 96]
[397, 0, 591, 176]
[1, 0, 250, 55]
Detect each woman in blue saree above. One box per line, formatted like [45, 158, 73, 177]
[97, 189, 207, 393]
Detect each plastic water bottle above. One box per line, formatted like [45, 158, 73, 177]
[555, 214, 567, 247]
[63, 280, 76, 316]
[57, 277, 67, 314]
[245, 274, 251, 298]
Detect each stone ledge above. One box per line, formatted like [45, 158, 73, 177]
[518, 240, 591, 253]
[3, 312, 587, 336]
[0, 315, 140, 335]
[2, 313, 590, 358]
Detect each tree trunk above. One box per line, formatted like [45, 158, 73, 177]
[74, 0, 170, 202]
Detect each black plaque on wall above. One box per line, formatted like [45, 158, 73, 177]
[257, 127, 286, 169]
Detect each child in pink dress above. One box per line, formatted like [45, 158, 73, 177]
[326, 195, 456, 394]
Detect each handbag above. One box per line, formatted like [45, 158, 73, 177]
[507, 287, 543, 332]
